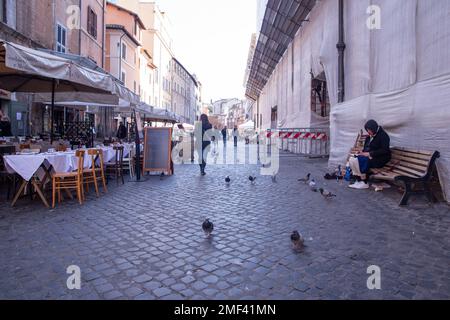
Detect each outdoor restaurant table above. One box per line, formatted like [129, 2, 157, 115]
[3, 145, 131, 208]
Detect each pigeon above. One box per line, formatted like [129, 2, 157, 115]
[202, 219, 214, 237]
[290, 231, 305, 250]
[319, 188, 337, 199]
[225, 176, 231, 184]
[249, 175, 256, 184]
[309, 179, 318, 192]
[160, 172, 165, 180]
[298, 173, 311, 184]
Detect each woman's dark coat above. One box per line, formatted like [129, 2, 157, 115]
[363, 126, 391, 168]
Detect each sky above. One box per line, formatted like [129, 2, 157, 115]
[158, 0, 257, 103]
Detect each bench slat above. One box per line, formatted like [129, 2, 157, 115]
[391, 154, 430, 167]
[390, 168, 423, 178]
[391, 147, 434, 156]
[371, 172, 397, 181]
[384, 160, 428, 173]
[391, 150, 433, 162]
[383, 163, 427, 176]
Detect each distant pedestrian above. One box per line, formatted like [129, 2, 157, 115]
[221, 126, 227, 145]
[197, 114, 212, 175]
[0, 114, 12, 137]
[116, 122, 127, 140]
[233, 126, 238, 147]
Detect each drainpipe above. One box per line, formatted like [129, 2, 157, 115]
[337, 0, 346, 103]
[52, 0, 56, 49]
[118, 32, 126, 82]
[79, 0, 82, 55]
[102, 0, 105, 68]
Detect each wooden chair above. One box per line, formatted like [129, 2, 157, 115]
[19, 143, 31, 150]
[123, 146, 135, 178]
[56, 144, 67, 152]
[83, 149, 108, 197]
[52, 150, 85, 208]
[0, 145, 18, 200]
[105, 146, 125, 184]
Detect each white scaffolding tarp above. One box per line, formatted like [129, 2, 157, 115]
[256, 0, 450, 202]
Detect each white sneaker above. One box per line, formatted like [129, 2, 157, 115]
[349, 181, 370, 189]
[348, 181, 360, 189]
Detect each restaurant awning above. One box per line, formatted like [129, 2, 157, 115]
[0, 40, 113, 94]
[0, 39, 120, 141]
[245, 0, 316, 100]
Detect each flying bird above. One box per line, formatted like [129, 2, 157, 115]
[225, 176, 231, 184]
[249, 175, 256, 184]
[298, 173, 311, 184]
[202, 219, 214, 237]
[319, 188, 337, 199]
[290, 231, 305, 250]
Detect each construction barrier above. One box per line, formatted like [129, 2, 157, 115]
[266, 128, 329, 157]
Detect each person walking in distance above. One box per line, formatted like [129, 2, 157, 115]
[221, 126, 227, 146]
[196, 114, 212, 176]
[233, 126, 238, 147]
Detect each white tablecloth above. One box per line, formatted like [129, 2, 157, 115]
[3, 146, 128, 181]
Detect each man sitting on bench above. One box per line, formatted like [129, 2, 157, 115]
[349, 119, 391, 189]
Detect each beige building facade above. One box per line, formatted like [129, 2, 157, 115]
[114, 0, 174, 110]
[105, 1, 144, 94]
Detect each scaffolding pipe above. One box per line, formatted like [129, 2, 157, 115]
[337, 0, 346, 103]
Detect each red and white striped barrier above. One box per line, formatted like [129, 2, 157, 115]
[281, 132, 293, 139]
[266, 131, 328, 140]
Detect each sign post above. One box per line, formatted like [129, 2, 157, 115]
[132, 110, 144, 182]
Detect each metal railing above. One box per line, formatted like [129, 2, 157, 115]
[266, 127, 330, 157]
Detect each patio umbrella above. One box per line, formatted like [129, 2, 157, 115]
[0, 40, 114, 142]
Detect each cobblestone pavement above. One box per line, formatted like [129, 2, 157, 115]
[0, 143, 449, 300]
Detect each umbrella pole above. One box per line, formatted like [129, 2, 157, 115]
[134, 110, 141, 182]
[50, 79, 55, 144]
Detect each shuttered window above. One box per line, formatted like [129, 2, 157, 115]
[87, 7, 97, 39]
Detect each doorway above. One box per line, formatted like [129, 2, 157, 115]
[311, 72, 330, 118]
[271, 106, 277, 129]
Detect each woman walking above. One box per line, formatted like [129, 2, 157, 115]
[197, 114, 212, 175]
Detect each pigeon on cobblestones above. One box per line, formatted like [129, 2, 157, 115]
[249, 176, 256, 184]
[225, 176, 231, 184]
[160, 172, 165, 180]
[319, 188, 337, 199]
[202, 219, 214, 237]
[291, 231, 305, 250]
[309, 179, 318, 192]
[298, 173, 311, 184]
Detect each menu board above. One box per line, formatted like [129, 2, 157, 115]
[143, 127, 173, 174]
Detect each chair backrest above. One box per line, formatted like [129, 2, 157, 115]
[56, 144, 67, 152]
[113, 146, 124, 166]
[75, 150, 86, 176]
[87, 148, 104, 170]
[19, 143, 31, 150]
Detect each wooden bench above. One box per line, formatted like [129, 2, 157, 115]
[347, 134, 440, 206]
[370, 147, 440, 206]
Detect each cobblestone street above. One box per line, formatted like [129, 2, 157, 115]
[0, 143, 449, 300]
